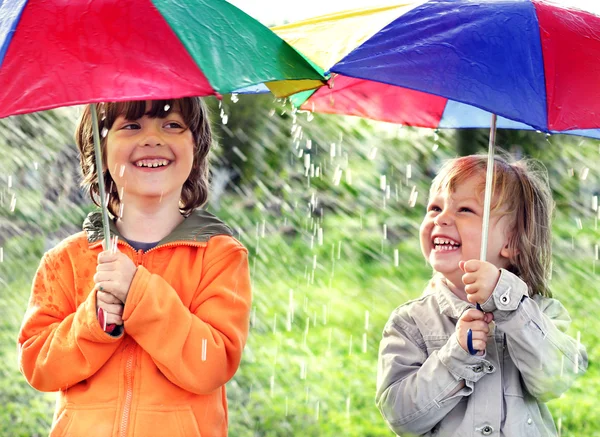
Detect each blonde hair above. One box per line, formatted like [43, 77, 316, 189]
[430, 154, 554, 297]
[75, 98, 212, 218]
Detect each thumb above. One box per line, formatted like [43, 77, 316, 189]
[459, 260, 466, 272]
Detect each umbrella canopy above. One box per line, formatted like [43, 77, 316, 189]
[0, 0, 325, 119]
[273, 1, 600, 138]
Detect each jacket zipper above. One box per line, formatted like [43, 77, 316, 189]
[119, 343, 135, 437]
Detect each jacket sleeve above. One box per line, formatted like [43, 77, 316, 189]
[481, 269, 588, 402]
[376, 309, 494, 436]
[18, 253, 124, 392]
[121, 236, 252, 395]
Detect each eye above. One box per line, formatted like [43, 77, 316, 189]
[427, 205, 441, 212]
[165, 121, 186, 129]
[459, 207, 474, 213]
[121, 122, 140, 130]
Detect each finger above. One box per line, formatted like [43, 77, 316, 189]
[464, 283, 479, 295]
[98, 251, 118, 264]
[460, 308, 485, 322]
[97, 302, 124, 315]
[463, 259, 481, 273]
[462, 272, 476, 285]
[459, 260, 466, 272]
[96, 262, 116, 272]
[484, 312, 495, 324]
[469, 321, 490, 334]
[93, 271, 115, 284]
[97, 290, 122, 304]
[105, 312, 123, 326]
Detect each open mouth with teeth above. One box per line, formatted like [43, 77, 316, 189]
[433, 237, 461, 251]
[134, 159, 171, 169]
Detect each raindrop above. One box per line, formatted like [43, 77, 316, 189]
[306, 139, 312, 150]
[406, 164, 412, 180]
[101, 127, 108, 138]
[221, 114, 229, 125]
[10, 194, 16, 212]
[33, 162, 39, 170]
[432, 143, 439, 151]
[380, 175, 386, 191]
[592, 195, 598, 212]
[409, 186, 418, 208]
[574, 331, 581, 373]
[232, 146, 247, 162]
[318, 227, 323, 246]
[7, 175, 12, 188]
[394, 249, 399, 267]
[304, 153, 311, 170]
[579, 167, 589, 180]
[383, 224, 387, 240]
[201, 338, 207, 361]
[164, 104, 171, 111]
[307, 112, 314, 122]
[300, 360, 307, 380]
[119, 164, 125, 177]
[0, 247, 3, 263]
[364, 310, 370, 330]
[332, 166, 343, 186]
[362, 333, 367, 353]
[575, 217, 582, 230]
[268, 108, 276, 117]
[368, 147, 378, 160]
[568, 168, 574, 177]
[315, 401, 320, 421]
[330, 143, 336, 159]
[230, 94, 238, 103]
[346, 396, 351, 420]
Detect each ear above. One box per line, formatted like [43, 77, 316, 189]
[500, 240, 519, 259]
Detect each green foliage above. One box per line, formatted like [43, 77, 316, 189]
[0, 97, 598, 436]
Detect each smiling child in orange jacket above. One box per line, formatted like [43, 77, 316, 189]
[18, 98, 252, 437]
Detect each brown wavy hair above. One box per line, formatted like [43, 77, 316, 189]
[75, 98, 212, 217]
[430, 154, 554, 297]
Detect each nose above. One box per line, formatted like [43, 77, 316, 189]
[434, 209, 453, 226]
[140, 123, 164, 147]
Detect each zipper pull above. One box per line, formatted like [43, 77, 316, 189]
[136, 249, 143, 266]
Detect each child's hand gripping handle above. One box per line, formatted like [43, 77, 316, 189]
[467, 303, 483, 355]
[97, 235, 120, 333]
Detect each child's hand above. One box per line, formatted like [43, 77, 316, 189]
[94, 250, 137, 304]
[456, 308, 493, 355]
[96, 290, 124, 326]
[459, 260, 501, 306]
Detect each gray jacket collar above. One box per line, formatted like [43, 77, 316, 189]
[83, 209, 233, 247]
[425, 275, 473, 320]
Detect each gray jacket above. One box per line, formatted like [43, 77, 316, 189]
[376, 269, 587, 437]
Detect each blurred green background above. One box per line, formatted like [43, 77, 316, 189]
[0, 95, 598, 436]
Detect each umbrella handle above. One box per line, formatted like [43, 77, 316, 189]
[467, 303, 483, 355]
[90, 103, 111, 251]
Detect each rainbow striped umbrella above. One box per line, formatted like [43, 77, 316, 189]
[0, 0, 325, 119]
[274, 1, 600, 139]
[0, 0, 325, 251]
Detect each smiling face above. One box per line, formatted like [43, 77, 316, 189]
[419, 174, 514, 288]
[105, 101, 195, 209]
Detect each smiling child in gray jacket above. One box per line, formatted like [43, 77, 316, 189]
[376, 155, 587, 437]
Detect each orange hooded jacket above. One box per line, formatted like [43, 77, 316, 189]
[18, 210, 252, 437]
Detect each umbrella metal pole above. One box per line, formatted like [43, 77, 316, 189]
[480, 113, 498, 262]
[90, 103, 111, 251]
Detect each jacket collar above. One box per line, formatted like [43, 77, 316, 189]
[426, 274, 473, 320]
[83, 209, 233, 247]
